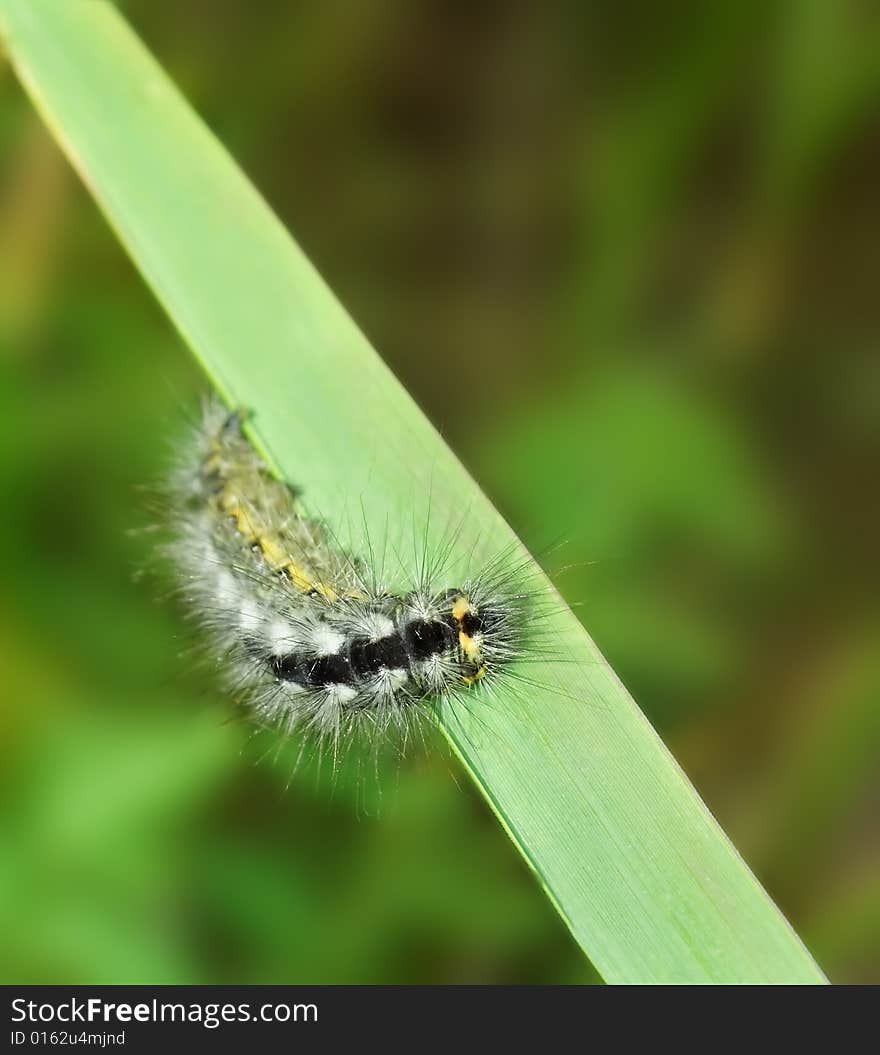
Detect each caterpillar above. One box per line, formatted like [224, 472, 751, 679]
[165, 398, 529, 754]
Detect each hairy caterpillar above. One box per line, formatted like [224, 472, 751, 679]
[165, 399, 529, 753]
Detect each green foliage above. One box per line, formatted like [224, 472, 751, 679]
[3, 0, 877, 983]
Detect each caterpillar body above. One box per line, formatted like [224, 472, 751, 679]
[167, 400, 527, 751]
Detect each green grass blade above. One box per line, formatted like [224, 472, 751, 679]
[0, 0, 827, 983]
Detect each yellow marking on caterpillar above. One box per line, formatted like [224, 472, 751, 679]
[463, 665, 487, 686]
[452, 594, 483, 663]
[201, 441, 368, 605]
[216, 488, 341, 601]
[458, 629, 481, 662]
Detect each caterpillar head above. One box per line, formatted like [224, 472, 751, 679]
[441, 589, 518, 686]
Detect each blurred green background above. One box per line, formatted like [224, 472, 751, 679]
[1, 0, 878, 984]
